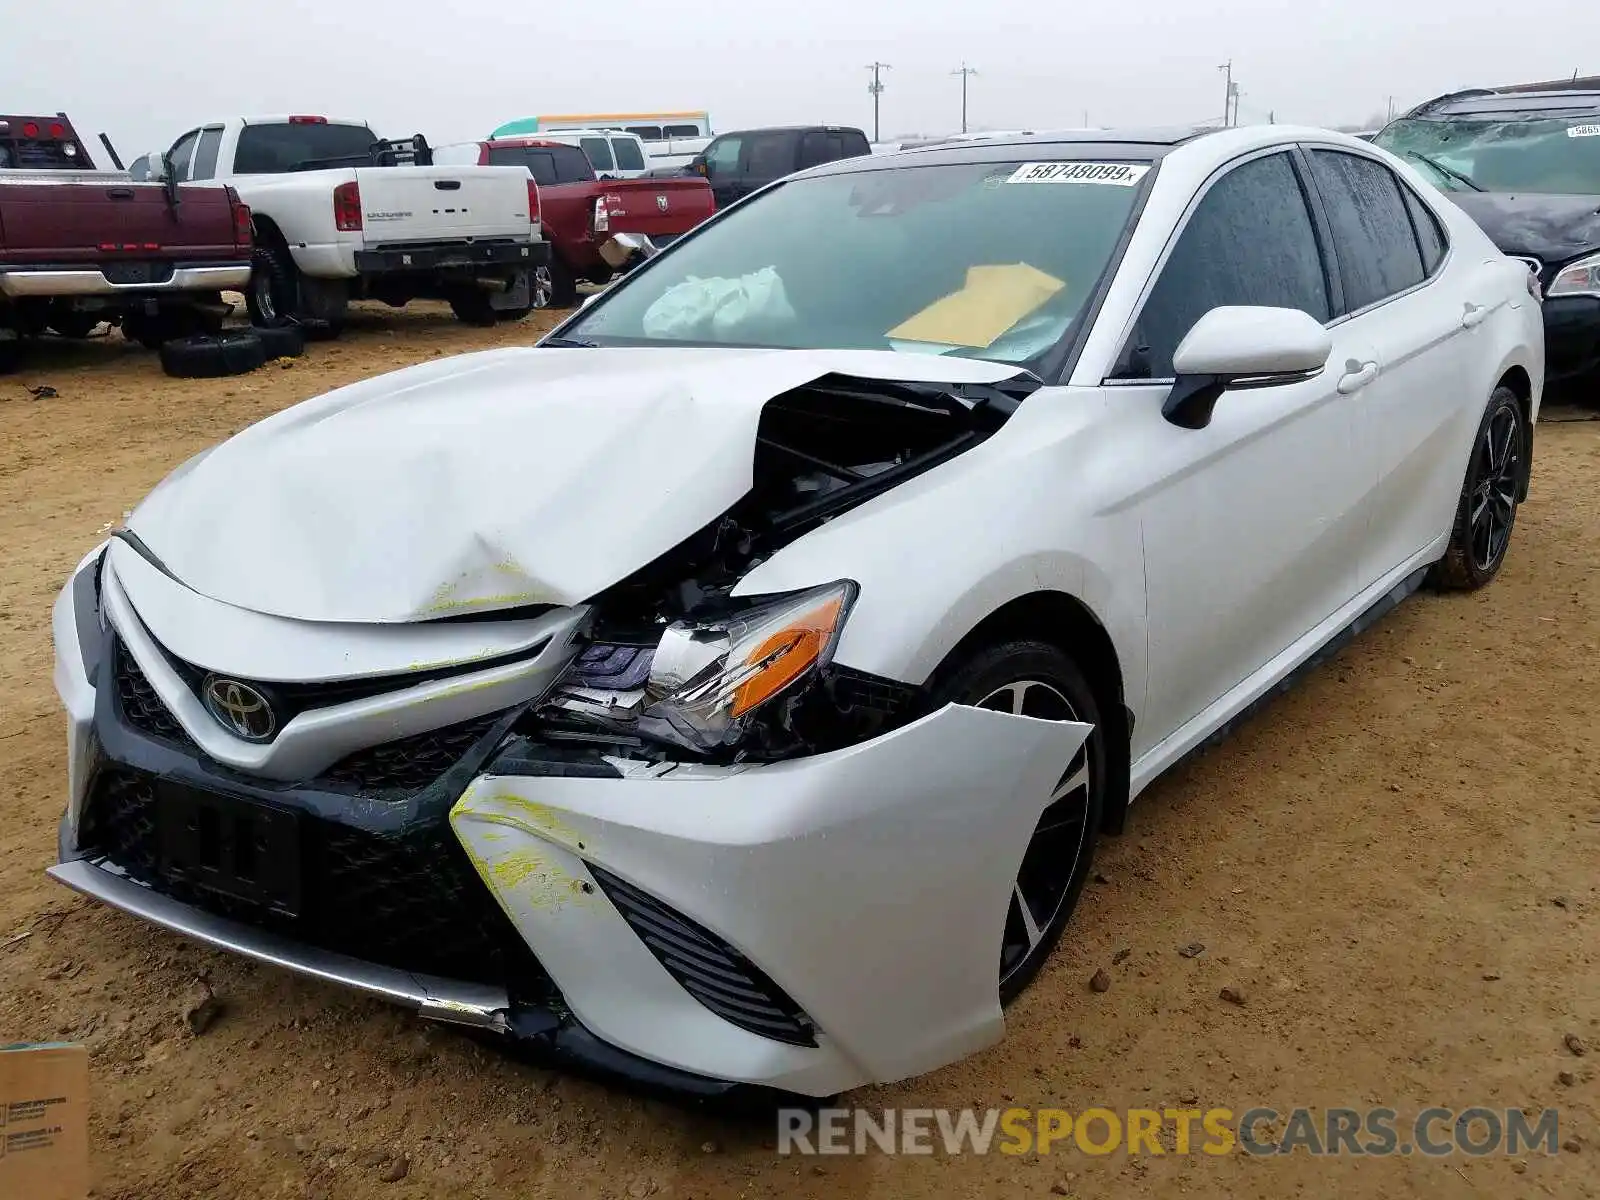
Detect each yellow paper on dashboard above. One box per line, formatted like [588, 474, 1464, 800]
[888, 263, 1066, 348]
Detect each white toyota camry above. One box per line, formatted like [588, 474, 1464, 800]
[50, 125, 1541, 1098]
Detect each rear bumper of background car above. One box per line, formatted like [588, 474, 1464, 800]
[50, 549, 1090, 1098]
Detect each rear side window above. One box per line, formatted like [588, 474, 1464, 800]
[626, 125, 663, 141]
[840, 130, 872, 158]
[191, 128, 223, 180]
[552, 145, 595, 183]
[612, 137, 645, 171]
[664, 124, 700, 138]
[1118, 151, 1330, 379]
[1400, 183, 1448, 274]
[580, 136, 615, 171]
[1308, 150, 1426, 312]
[745, 131, 798, 178]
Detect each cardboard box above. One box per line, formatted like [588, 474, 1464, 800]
[1, 1043, 89, 1200]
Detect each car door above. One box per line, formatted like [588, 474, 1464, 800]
[1110, 149, 1379, 758]
[733, 130, 801, 199]
[1301, 146, 1488, 585]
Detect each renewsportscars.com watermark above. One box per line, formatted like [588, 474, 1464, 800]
[777, 1106, 1567, 1157]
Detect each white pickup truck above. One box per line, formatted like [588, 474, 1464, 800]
[139, 116, 547, 331]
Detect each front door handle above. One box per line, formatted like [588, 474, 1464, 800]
[1336, 360, 1379, 395]
[1461, 301, 1488, 329]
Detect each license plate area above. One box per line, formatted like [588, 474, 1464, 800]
[157, 783, 302, 916]
[103, 261, 173, 286]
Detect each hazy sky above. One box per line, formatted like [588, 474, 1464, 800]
[5, 0, 1594, 160]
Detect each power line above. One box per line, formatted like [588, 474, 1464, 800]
[865, 62, 891, 143]
[951, 64, 978, 134]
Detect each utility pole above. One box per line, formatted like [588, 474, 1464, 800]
[1386, 95, 1396, 123]
[1218, 59, 1234, 126]
[865, 62, 891, 143]
[952, 64, 978, 133]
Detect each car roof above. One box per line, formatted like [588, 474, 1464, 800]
[1405, 89, 1600, 120]
[800, 126, 1215, 176]
[712, 124, 868, 137]
[482, 137, 577, 150]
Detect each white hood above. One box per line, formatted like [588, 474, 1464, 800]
[128, 346, 1025, 623]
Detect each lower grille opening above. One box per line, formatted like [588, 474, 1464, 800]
[589, 864, 817, 1047]
[80, 767, 556, 1002]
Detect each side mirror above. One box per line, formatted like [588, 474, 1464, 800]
[692, 159, 708, 176]
[1164, 305, 1332, 429]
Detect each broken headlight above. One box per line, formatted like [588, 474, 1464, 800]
[546, 581, 857, 755]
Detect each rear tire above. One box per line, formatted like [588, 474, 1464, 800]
[159, 331, 268, 379]
[541, 256, 578, 309]
[926, 639, 1106, 1004]
[246, 244, 300, 328]
[1430, 385, 1526, 591]
[448, 289, 498, 327]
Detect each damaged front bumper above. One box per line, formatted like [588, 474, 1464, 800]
[50, 550, 1091, 1098]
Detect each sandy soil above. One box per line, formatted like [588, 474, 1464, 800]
[1, 307, 1597, 1199]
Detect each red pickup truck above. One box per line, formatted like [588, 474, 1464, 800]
[1, 113, 253, 369]
[437, 138, 714, 307]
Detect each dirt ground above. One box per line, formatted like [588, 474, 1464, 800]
[1, 306, 1597, 1199]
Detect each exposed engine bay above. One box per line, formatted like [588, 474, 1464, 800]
[524, 372, 1036, 766]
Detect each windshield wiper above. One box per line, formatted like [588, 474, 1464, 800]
[1405, 150, 1484, 192]
[541, 335, 597, 348]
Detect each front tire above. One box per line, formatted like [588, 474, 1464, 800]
[927, 640, 1106, 1003]
[1431, 385, 1525, 591]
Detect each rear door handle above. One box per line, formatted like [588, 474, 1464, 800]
[1336, 360, 1379, 395]
[1461, 301, 1488, 329]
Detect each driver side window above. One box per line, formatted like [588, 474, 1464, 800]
[704, 135, 743, 177]
[1116, 151, 1330, 379]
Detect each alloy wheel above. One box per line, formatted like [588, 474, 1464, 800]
[532, 266, 554, 310]
[976, 679, 1095, 988]
[1470, 403, 1521, 573]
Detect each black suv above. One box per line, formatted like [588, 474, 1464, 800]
[687, 125, 872, 209]
[1376, 81, 1600, 390]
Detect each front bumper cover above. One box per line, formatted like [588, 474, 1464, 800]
[50, 552, 1092, 1097]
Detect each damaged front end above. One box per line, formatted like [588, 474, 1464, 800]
[522, 371, 1033, 765]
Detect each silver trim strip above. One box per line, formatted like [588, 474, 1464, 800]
[0, 264, 251, 298]
[48, 859, 511, 1030]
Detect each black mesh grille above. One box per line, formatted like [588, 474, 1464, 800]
[113, 640, 195, 749]
[828, 667, 921, 721]
[79, 767, 555, 999]
[589, 864, 817, 1047]
[319, 715, 503, 794]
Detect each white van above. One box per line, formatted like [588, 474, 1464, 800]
[532, 130, 650, 180]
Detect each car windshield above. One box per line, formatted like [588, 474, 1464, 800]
[563, 158, 1149, 364]
[1376, 116, 1600, 194]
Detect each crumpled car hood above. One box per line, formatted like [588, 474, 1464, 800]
[1450, 192, 1600, 264]
[127, 345, 1025, 623]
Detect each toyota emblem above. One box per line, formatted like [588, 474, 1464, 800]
[656, 194, 668, 212]
[202, 676, 278, 742]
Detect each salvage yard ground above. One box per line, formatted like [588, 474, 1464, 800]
[1, 306, 1597, 1199]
